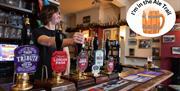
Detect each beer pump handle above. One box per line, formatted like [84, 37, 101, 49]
[93, 33, 99, 51]
[115, 40, 122, 73]
[76, 30, 83, 54]
[116, 40, 120, 63]
[105, 38, 110, 60]
[77, 44, 82, 54]
[82, 43, 85, 51]
[55, 30, 63, 51]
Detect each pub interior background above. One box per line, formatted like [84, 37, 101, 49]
[0, 0, 180, 91]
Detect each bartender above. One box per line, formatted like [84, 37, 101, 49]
[32, 5, 84, 80]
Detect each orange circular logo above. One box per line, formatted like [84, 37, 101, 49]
[126, 0, 176, 37]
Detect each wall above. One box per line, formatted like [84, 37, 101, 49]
[122, 26, 150, 66]
[99, 4, 120, 23]
[65, 14, 76, 28]
[119, 26, 126, 64]
[124, 30, 153, 57]
[76, 7, 99, 24]
[120, 0, 137, 20]
[75, 3, 120, 25]
[165, 0, 180, 12]
[120, 26, 161, 66]
[161, 30, 180, 70]
[160, 28, 180, 84]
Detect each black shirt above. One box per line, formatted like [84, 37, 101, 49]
[33, 27, 65, 79]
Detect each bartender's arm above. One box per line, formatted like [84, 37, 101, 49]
[37, 32, 84, 47]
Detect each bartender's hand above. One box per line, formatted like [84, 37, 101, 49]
[73, 32, 84, 44]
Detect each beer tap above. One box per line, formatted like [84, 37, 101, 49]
[51, 22, 69, 83]
[51, 29, 65, 84]
[105, 38, 110, 60]
[55, 29, 63, 51]
[86, 32, 99, 72]
[114, 40, 122, 73]
[116, 40, 120, 64]
[76, 30, 83, 55]
[93, 33, 99, 51]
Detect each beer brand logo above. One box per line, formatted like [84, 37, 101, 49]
[77, 51, 88, 72]
[92, 65, 100, 77]
[51, 51, 68, 73]
[126, 0, 176, 37]
[14, 45, 39, 73]
[107, 61, 114, 73]
[95, 50, 104, 67]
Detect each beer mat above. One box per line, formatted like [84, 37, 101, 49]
[137, 71, 163, 77]
[123, 71, 163, 82]
[79, 79, 139, 91]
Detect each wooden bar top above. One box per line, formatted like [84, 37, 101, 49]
[119, 68, 173, 91]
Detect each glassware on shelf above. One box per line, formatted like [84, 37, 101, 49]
[8, 12, 18, 26]
[0, 0, 5, 3]
[9, 28, 17, 38]
[16, 29, 22, 39]
[4, 12, 9, 24]
[0, 26, 3, 38]
[3, 27, 10, 38]
[18, 0, 26, 9]
[5, 0, 19, 7]
[0, 10, 5, 23]
[16, 15, 23, 28]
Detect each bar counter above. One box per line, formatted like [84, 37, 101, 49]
[0, 67, 173, 91]
[119, 67, 173, 91]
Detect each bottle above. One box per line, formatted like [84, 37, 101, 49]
[145, 56, 153, 70]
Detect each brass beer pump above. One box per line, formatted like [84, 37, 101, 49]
[51, 72, 64, 84]
[12, 73, 33, 91]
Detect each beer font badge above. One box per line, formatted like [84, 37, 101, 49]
[51, 51, 68, 73]
[95, 50, 104, 67]
[107, 57, 114, 73]
[126, 0, 176, 37]
[77, 51, 88, 72]
[92, 65, 100, 77]
[14, 45, 39, 73]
